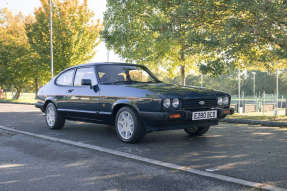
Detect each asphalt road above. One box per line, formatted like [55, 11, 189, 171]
[0, 103, 287, 190]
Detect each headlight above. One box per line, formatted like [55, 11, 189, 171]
[163, 98, 171, 108]
[223, 96, 229, 105]
[172, 98, 179, 108]
[217, 97, 223, 105]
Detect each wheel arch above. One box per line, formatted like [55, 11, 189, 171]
[43, 97, 57, 112]
[112, 101, 140, 121]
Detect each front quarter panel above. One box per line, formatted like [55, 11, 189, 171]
[98, 85, 162, 114]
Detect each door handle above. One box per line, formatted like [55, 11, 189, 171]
[67, 89, 74, 93]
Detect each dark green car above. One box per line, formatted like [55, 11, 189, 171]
[35, 63, 234, 143]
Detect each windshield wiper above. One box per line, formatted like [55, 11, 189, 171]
[101, 80, 158, 85]
[101, 81, 135, 85]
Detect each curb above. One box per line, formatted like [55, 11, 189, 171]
[222, 118, 287, 128]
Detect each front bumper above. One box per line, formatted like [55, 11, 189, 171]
[35, 101, 45, 112]
[139, 108, 234, 131]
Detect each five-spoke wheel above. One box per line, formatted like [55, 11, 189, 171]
[115, 107, 145, 143]
[45, 103, 65, 129]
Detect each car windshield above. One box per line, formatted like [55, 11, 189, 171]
[96, 64, 160, 85]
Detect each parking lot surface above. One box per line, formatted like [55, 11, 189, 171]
[0, 103, 287, 190]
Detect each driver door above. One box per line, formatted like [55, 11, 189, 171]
[68, 66, 100, 120]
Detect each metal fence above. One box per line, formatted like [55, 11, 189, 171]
[231, 94, 286, 116]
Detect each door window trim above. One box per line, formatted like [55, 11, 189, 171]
[73, 66, 98, 88]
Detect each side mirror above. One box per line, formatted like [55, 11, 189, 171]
[81, 79, 92, 86]
[93, 84, 100, 92]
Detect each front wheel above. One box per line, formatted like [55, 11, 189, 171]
[184, 126, 210, 136]
[45, 103, 65, 129]
[115, 107, 145, 143]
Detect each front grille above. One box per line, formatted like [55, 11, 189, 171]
[182, 98, 217, 110]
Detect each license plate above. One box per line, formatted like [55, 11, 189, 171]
[192, 110, 217, 120]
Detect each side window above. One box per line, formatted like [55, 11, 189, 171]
[74, 67, 97, 87]
[56, 69, 74, 86]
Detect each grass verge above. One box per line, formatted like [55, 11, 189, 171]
[226, 113, 287, 122]
[0, 98, 36, 104]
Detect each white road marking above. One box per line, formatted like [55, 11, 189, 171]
[0, 125, 286, 191]
[206, 168, 219, 172]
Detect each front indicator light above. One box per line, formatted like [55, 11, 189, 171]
[223, 110, 230, 114]
[169, 113, 181, 119]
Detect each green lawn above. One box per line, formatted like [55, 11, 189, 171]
[226, 113, 287, 122]
[0, 92, 36, 104]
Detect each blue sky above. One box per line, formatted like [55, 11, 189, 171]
[0, 0, 123, 62]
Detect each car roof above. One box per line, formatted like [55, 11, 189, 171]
[56, 62, 146, 78]
[73, 62, 142, 68]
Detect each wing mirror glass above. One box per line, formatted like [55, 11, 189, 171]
[81, 79, 92, 86]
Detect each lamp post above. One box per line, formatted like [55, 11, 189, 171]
[275, 69, 279, 116]
[49, 0, 54, 79]
[238, 69, 241, 113]
[251, 72, 256, 99]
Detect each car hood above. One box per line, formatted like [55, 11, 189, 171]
[126, 83, 227, 98]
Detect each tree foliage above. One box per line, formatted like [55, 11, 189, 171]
[0, 1, 102, 99]
[102, 0, 219, 85]
[102, 0, 287, 83]
[26, 0, 102, 78]
[0, 9, 33, 99]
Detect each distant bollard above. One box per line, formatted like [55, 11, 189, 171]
[239, 107, 243, 114]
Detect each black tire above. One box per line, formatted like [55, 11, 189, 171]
[184, 126, 210, 136]
[45, 103, 65, 130]
[115, 107, 145, 143]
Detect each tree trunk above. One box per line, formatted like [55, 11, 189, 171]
[14, 88, 22, 100]
[3, 89, 7, 99]
[180, 65, 186, 86]
[34, 78, 39, 99]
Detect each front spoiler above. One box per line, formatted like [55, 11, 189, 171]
[139, 108, 234, 131]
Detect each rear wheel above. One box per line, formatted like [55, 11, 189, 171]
[184, 126, 210, 136]
[45, 103, 65, 129]
[115, 107, 145, 143]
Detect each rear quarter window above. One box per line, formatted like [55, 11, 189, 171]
[56, 69, 75, 86]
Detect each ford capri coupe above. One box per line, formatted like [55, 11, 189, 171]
[35, 63, 234, 143]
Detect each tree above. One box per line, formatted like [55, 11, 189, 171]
[102, 0, 223, 85]
[26, 0, 102, 81]
[199, 0, 287, 75]
[103, 1, 287, 82]
[0, 9, 33, 99]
